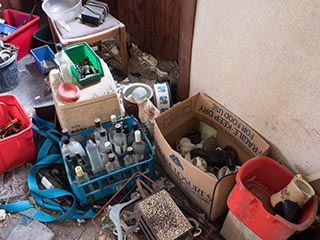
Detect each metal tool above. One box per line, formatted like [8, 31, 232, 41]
[109, 194, 141, 240]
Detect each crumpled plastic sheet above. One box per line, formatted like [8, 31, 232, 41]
[0, 164, 32, 203]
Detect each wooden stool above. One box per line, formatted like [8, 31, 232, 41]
[47, 14, 128, 76]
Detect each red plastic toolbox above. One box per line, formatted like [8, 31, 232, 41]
[0, 94, 36, 173]
[3, 9, 40, 60]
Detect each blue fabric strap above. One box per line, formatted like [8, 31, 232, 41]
[0, 117, 96, 222]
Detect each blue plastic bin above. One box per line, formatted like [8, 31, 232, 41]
[0, 23, 17, 38]
[63, 115, 155, 206]
[30, 45, 58, 75]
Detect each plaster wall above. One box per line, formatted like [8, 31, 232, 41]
[189, 0, 320, 179]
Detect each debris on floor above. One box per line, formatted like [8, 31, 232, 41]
[7, 220, 55, 240]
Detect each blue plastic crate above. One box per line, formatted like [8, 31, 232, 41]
[30, 44, 58, 75]
[0, 22, 17, 38]
[64, 115, 155, 206]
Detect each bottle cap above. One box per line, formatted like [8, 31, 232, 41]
[134, 130, 141, 142]
[62, 128, 70, 137]
[111, 114, 117, 123]
[94, 118, 101, 127]
[100, 129, 106, 137]
[127, 146, 133, 154]
[61, 135, 70, 144]
[75, 166, 84, 177]
[104, 141, 112, 149]
[132, 121, 138, 130]
[115, 123, 122, 133]
[55, 43, 63, 51]
[108, 153, 115, 162]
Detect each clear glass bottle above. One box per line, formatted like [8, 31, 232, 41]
[108, 114, 117, 142]
[75, 152, 87, 170]
[112, 123, 127, 155]
[61, 128, 89, 164]
[98, 129, 109, 153]
[127, 120, 138, 146]
[74, 165, 94, 191]
[123, 146, 138, 167]
[132, 130, 147, 161]
[60, 135, 88, 163]
[54, 43, 74, 83]
[94, 118, 106, 146]
[105, 153, 121, 173]
[85, 138, 105, 174]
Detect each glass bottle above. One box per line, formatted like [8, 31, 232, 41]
[105, 153, 121, 173]
[98, 129, 109, 154]
[123, 146, 138, 167]
[108, 114, 117, 142]
[75, 152, 87, 170]
[54, 43, 74, 83]
[74, 166, 94, 191]
[85, 138, 105, 174]
[94, 117, 106, 146]
[60, 135, 88, 163]
[132, 130, 147, 161]
[112, 123, 127, 155]
[127, 120, 138, 146]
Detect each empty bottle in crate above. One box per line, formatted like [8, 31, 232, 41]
[123, 146, 138, 167]
[86, 138, 105, 174]
[74, 165, 94, 191]
[132, 130, 147, 161]
[98, 129, 109, 153]
[127, 120, 138, 146]
[60, 135, 88, 162]
[105, 153, 121, 173]
[94, 117, 106, 146]
[108, 114, 117, 142]
[113, 123, 127, 155]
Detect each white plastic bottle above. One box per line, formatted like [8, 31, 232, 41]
[54, 43, 74, 83]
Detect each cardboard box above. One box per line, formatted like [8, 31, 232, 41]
[154, 92, 270, 221]
[220, 211, 261, 240]
[50, 60, 120, 132]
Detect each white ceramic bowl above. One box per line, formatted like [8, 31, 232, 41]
[42, 0, 82, 22]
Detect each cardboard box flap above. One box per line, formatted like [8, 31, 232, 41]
[154, 93, 198, 136]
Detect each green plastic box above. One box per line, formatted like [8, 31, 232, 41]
[63, 42, 104, 85]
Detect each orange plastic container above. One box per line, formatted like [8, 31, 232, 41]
[0, 94, 36, 173]
[227, 156, 318, 240]
[3, 9, 40, 60]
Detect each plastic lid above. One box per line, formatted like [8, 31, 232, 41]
[75, 166, 84, 177]
[58, 82, 81, 102]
